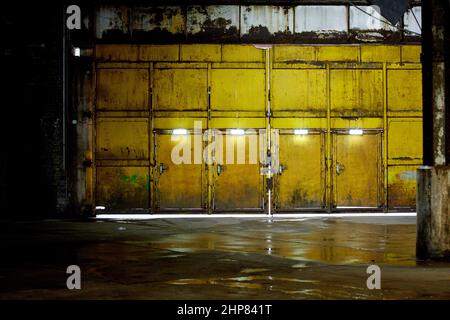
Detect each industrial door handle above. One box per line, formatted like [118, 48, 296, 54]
[217, 164, 222, 176]
[336, 163, 345, 175]
[159, 163, 167, 175]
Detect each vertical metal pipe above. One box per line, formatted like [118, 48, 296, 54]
[383, 62, 388, 211]
[266, 48, 272, 216]
[326, 63, 332, 212]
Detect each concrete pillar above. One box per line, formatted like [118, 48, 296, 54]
[417, 166, 450, 259]
[417, 0, 450, 259]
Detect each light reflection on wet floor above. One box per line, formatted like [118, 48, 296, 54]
[146, 217, 416, 266]
[1, 216, 450, 299]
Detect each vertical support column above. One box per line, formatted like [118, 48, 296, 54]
[265, 47, 272, 215]
[326, 63, 332, 212]
[417, 0, 450, 259]
[383, 63, 388, 211]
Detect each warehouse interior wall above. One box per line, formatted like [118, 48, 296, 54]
[0, 1, 423, 217]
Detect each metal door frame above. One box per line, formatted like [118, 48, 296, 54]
[211, 129, 265, 213]
[154, 129, 206, 212]
[274, 129, 327, 212]
[331, 129, 384, 211]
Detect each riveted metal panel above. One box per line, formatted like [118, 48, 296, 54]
[361, 45, 401, 62]
[139, 45, 180, 61]
[96, 45, 139, 61]
[276, 132, 326, 210]
[180, 44, 222, 62]
[388, 165, 418, 208]
[388, 120, 423, 163]
[272, 69, 326, 114]
[154, 68, 208, 111]
[96, 167, 150, 211]
[211, 69, 265, 111]
[401, 45, 421, 63]
[316, 46, 360, 62]
[387, 69, 422, 112]
[221, 45, 265, 62]
[330, 69, 384, 116]
[96, 69, 149, 110]
[96, 118, 149, 160]
[273, 45, 317, 62]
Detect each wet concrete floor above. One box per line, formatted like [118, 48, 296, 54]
[1, 216, 450, 299]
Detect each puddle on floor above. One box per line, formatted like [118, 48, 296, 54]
[148, 219, 416, 266]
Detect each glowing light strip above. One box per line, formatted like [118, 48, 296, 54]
[349, 129, 363, 135]
[172, 128, 188, 135]
[95, 212, 416, 220]
[230, 129, 245, 136]
[294, 129, 309, 135]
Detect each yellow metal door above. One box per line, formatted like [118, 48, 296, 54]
[333, 132, 381, 208]
[213, 132, 263, 211]
[155, 133, 204, 211]
[276, 131, 325, 210]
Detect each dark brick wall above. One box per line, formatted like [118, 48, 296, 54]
[1, 3, 68, 217]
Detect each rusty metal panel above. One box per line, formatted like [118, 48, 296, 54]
[388, 120, 423, 162]
[241, 6, 294, 42]
[222, 45, 264, 62]
[294, 5, 347, 42]
[388, 165, 418, 208]
[180, 44, 222, 62]
[96, 167, 149, 211]
[130, 6, 185, 41]
[316, 46, 360, 62]
[156, 133, 203, 210]
[272, 69, 326, 114]
[333, 133, 381, 207]
[387, 69, 422, 112]
[330, 69, 384, 116]
[274, 45, 317, 62]
[276, 133, 325, 210]
[187, 5, 239, 41]
[96, 118, 148, 160]
[95, 45, 139, 61]
[213, 133, 262, 211]
[139, 45, 179, 61]
[96, 69, 149, 110]
[211, 68, 265, 111]
[401, 45, 421, 63]
[361, 45, 401, 62]
[154, 68, 208, 111]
